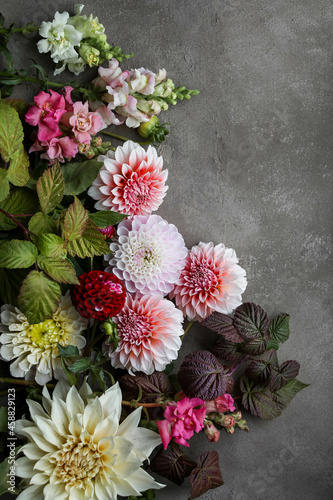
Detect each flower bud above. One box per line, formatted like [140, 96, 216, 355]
[231, 411, 242, 421]
[138, 116, 160, 138]
[78, 143, 90, 154]
[98, 225, 115, 239]
[204, 420, 220, 443]
[91, 136, 103, 147]
[226, 426, 235, 434]
[79, 44, 100, 66]
[85, 149, 95, 159]
[223, 415, 235, 429]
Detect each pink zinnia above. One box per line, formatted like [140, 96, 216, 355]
[105, 294, 184, 375]
[156, 398, 206, 449]
[105, 215, 187, 297]
[88, 141, 168, 216]
[169, 242, 247, 321]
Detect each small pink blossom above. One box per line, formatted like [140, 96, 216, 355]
[25, 90, 67, 142]
[223, 415, 235, 429]
[205, 394, 236, 414]
[98, 225, 115, 239]
[156, 397, 206, 449]
[30, 137, 78, 164]
[68, 101, 102, 144]
[204, 421, 220, 443]
[127, 67, 156, 95]
[62, 86, 74, 112]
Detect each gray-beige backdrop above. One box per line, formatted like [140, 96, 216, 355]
[1, 1, 332, 499]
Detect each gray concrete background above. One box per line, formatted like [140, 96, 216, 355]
[1, 0, 332, 498]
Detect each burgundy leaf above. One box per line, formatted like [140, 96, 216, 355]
[202, 312, 244, 343]
[269, 360, 300, 392]
[178, 350, 227, 400]
[240, 376, 282, 420]
[150, 443, 196, 485]
[189, 451, 224, 499]
[241, 337, 267, 356]
[212, 339, 244, 361]
[233, 302, 270, 340]
[119, 371, 174, 403]
[245, 359, 272, 382]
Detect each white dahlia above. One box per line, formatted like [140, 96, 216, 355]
[105, 215, 188, 297]
[15, 381, 164, 500]
[0, 293, 87, 385]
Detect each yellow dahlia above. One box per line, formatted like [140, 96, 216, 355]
[15, 380, 164, 499]
[0, 292, 88, 385]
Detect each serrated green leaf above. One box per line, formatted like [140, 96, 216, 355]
[266, 338, 279, 351]
[269, 314, 290, 343]
[0, 268, 29, 306]
[67, 219, 109, 258]
[241, 377, 282, 420]
[67, 357, 91, 373]
[36, 163, 65, 214]
[36, 233, 65, 258]
[0, 188, 38, 231]
[62, 160, 103, 195]
[272, 378, 309, 407]
[18, 270, 61, 324]
[89, 210, 127, 227]
[0, 240, 38, 268]
[57, 343, 80, 358]
[6, 98, 28, 117]
[0, 100, 24, 162]
[37, 255, 79, 284]
[0, 168, 9, 202]
[7, 147, 30, 187]
[28, 212, 57, 235]
[63, 197, 89, 241]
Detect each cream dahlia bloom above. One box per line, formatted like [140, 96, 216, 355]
[87, 141, 168, 216]
[15, 381, 164, 499]
[105, 215, 187, 297]
[105, 295, 184, 374]
[169, 242, 247, 321]
[0, 293, 87, 385]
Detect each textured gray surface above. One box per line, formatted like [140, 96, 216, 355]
[1, 0, 332, 498]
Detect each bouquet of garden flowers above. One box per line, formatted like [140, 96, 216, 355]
[0, 5, 307, 500]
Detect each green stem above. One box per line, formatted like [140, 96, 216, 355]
[100, 130, 152, 146]
[121, 400, 164, 408]
[0, 208, 35, 238]
[83, 320, 102, 356]
[181, 319, 195, 340]
[0, 26, 39, 34]
[0, 377, 55, 388]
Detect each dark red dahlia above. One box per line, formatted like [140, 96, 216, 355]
[71, 270, 126, 320]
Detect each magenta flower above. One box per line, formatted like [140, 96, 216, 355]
[169, 242, 247, 321]
[205, 394, 236, 414]
[68, 101, 102, 144]
[156, 398, 206, 449]
[30, 136, 78, 164]
[25, 90, 67, 142]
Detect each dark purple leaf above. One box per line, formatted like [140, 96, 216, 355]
[233, 302, 270, 340]
[269, 360, 300, 392]
[212, 339, 244, 361]
[241, 337, 267, 356]
[245, 359, 272, 382]
[178, 350, 227, 400]
[189, 451, 224, 499]
[119, 371, 174, 403]
[202, 312, 244, 343]
[240, 377, 282, 420]
[150, 443, 196, 486]
[268, 313, 290, 343]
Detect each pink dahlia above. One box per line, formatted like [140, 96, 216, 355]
[105, 294, 184, 374]
[169, 242, 247, 321]
[105, 215, 187, 296]
[156, 397, 206, 449]
[88, 141, 168, 216]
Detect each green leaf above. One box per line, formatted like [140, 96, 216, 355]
[240, 377, 282, 420]
[0, 240, 38, 268]
[189, 451, 224, 499]
[63, 197, 89, 241]
[37, 255, 79, 284]
[36, 163, 65, 214]
[0, 188, 38, 231]
[89, 210, 127, 228]
[0, 268, 29, 306]
[18, 270, 61, 324]
[233, 302, 270, 340]
[67, 219, 109, 258]
[28, 212, 57, 236]
[0, 168, 9, 202]
[272, 378, 309, 408]
[7, 147, 30, 187]
[57, 343, 80, 358]
[6, 98, 28, 117]
[266, 338, 279, 351]
[0, 100, 24, 162]
[62, 159, 103, 195]
[36, 233, 65, 258]
[60, 357, 77, 386]
[67, 358, 91, 373]
[269, 314, 290, 343]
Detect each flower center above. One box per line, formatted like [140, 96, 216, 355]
[130, 242, 162, 276]
[123, 179, 150, 208]
[52, 437, 103, 488]
[187, 260, 218, 291]
[118, 311, 152, 344]
[27, 319, 65, 348]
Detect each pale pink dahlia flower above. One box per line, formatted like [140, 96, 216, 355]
[105, 295, 184, 374]
[88, 141, 168, 216]
[105, 215, 187, 297]
[169, 242, 247, 321]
